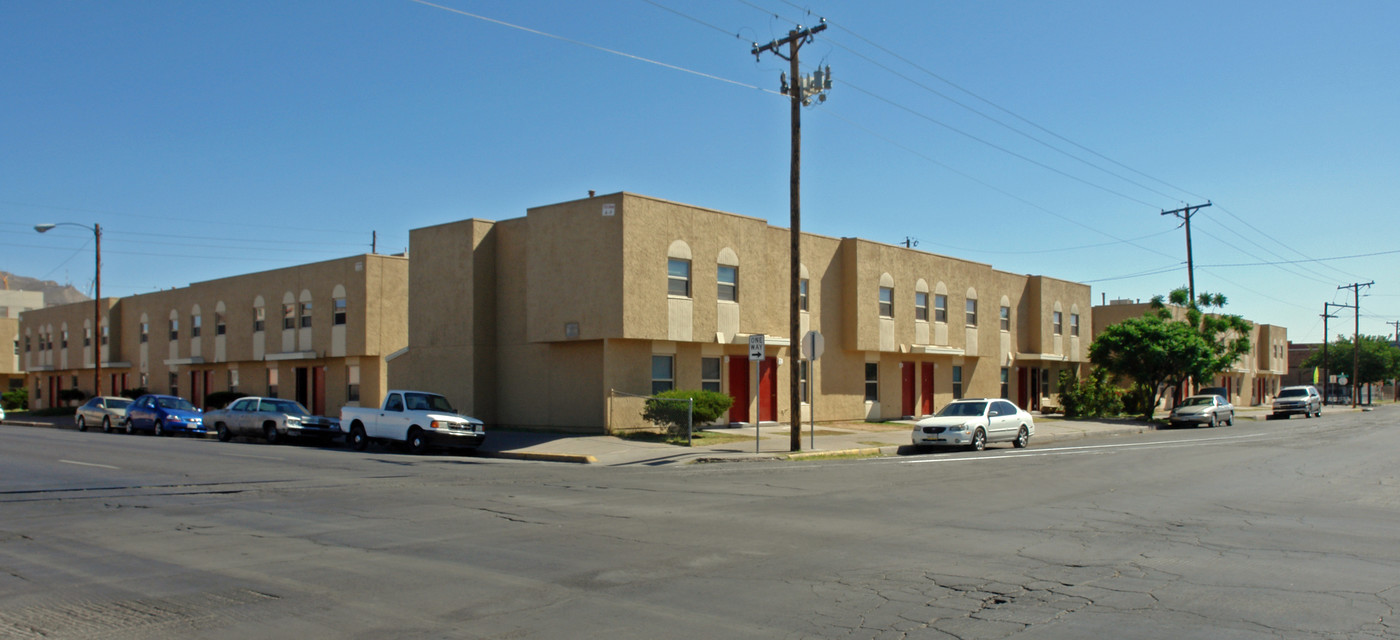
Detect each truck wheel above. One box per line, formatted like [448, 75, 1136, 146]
[349, 425, 368, 451]
[407, 428, 429, 455]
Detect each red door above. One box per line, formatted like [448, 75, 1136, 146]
[920, 363, 934, 415]
[1018, 368, 1029, 409]
[901, 362, 915, 417]
[728, 357, 750, 424]
[758, 358, 777, 422]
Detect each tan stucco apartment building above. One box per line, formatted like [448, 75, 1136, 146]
[1092, 299, 1287, 406]
[1, 290, 45, 392]
[21, 254, 406, 413]
[391, 192, 1092, 433]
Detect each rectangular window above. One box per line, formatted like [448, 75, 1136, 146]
[717, 265, 738, 302]
[300, 302, 313, 328]
[101, 326, 109, 346]
[1053, 311, 1063, 335]
[347, 364, 361, 402]
[864, 362, 879, 402]
[282, 304, 295, 330]
[878, 287, 894, 318]
[61, 330, 68, 349]
[1000, 368, 1010, 399]
[228, 369, 240, 393]
[1071, 313, 1080, 337]
[192, 314, 202, 338]
[1000, 305, 1010, 331]
[83, 327, 91, 347]
[701, 357, 721, 393]
[216, 311, 226, 336]
[334, 298, 347, 325]
[667, 259, 691, 297]
[915, 292, 929, 321]
[253, 307, 265, 332]
[800, 360, 810, 403]
[935, 295, 947, 323]
[799, 278, 809, 311]
[952, 366, 964, 400]
[140, 322, 149, 343]
[24, 336, 30, 352]
[267, 368, 279, 398]
[651, 355, 675, 395]
[169, 372, 178, 396]
[169, 319, 178, 341]
[965, 299, 978, 326]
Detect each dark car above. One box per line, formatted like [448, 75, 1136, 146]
[124, 394, 207, 436]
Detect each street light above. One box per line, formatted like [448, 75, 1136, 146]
[34, 222, 103, 399]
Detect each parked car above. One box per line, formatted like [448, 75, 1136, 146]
[124, 394, 206, 436]
[1170, 394, 1234, 428]
[341, 390, 485, 454]
[75, 396, 133, 433]
[1271, 385, 1322, 419]
[911, 398, 1034, 451]
[1197, 386, 1229, 401]
[0, 405, 5, 424]
[205, 396, 341, 444]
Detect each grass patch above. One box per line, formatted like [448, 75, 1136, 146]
[616, 429, 757, 447]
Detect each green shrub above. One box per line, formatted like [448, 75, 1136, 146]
[1057, 368, 1123, 418]
[119, 387, 149, 400]
[1120, 382, 1158, 419]
[641, 389, 734, 442]
[205, 391, 247, 410]
[58, 388, 89, 405]
[2, 387, 27, 410]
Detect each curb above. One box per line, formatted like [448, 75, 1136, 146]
[484, 450, 598, 464]
[784, 447, 885, 461]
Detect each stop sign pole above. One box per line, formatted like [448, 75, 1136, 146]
[802, 331, 824, 449]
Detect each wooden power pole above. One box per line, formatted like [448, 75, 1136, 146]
[752, 20, 829, 452]
[1160, 202, 1211, 302]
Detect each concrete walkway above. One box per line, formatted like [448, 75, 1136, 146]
[4, 402, 1376, 467]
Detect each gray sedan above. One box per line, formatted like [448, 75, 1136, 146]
[75, 396, 134, 433]
[205, 396, 341, 444]
[1169, 394, 1234, 428]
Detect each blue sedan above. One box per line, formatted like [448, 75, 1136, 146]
[124, 394, 207, 437]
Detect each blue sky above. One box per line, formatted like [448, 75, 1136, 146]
[3, 1, 1397, 343]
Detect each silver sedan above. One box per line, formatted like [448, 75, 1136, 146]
[75, 396, 134, 433]
[1169, 394, 1234, 428]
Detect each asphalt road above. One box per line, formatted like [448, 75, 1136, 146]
[2, 408, 1398, 639]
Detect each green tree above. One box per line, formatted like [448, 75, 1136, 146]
[1091, 287, 1252, 422]
[1056, 368, 1123, 418]
[1301, 334, 1400, 387]
[1, 387, 27, 410]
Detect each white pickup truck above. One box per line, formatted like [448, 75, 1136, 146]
[340, 390, 486, 454]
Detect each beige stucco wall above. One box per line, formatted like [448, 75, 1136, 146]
[21, 255, 406, 412]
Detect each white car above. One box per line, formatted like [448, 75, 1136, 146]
[1271, 385, 1322, 419]
[1170, 394, 1233, 428]
[911, 398, 1035, 451]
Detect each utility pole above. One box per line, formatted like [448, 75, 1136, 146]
[1338, 281, 1373, 407]
[1160, 202, 1211, 302]
[1320, 302, 1343, 405]
[902, 237, 919, 249]
[752, 19, 830, 452]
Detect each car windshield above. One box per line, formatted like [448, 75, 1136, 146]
[156, 397, 196, 411]
[108, 398, 132, 409]
[1182, 397, 1216, 407]
[936, 401, 987, 417]
[264, 399, 309, 415]
[405, 392, 455, 413]
[1278, 388, 1308, 398]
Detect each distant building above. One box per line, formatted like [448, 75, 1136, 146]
[20, 254, 406, 412]
[0, 290, 44, 391]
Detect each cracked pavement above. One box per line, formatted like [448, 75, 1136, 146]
[2, 408, 1399, 638]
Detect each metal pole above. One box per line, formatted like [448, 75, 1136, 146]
[687, 397, 693, 446]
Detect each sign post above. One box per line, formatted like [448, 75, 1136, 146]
[801, 330, 824, 449]
[749, 334, 765, 453]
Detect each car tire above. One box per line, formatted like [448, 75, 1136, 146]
[216, 424, 232, 442]
[264, 424, 279, 445]
[1013, 426, 1029, 449]
[122, 418, 133, 435]
[154, 420, 165, 437]
[102, 417, 112, 433]
[1208, 415, 1217, 428]
[349, 425, 368, 451]
[1225, 413, 1233, 426]
[970, 428, 986, 452]
[407, 428, 429, 455]
[77, 415, 87, 432]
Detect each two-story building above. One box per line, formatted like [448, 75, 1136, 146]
[390, 192, 1092, 433]
[1, 290, 45, 393]
[21, 254, 407, 413]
